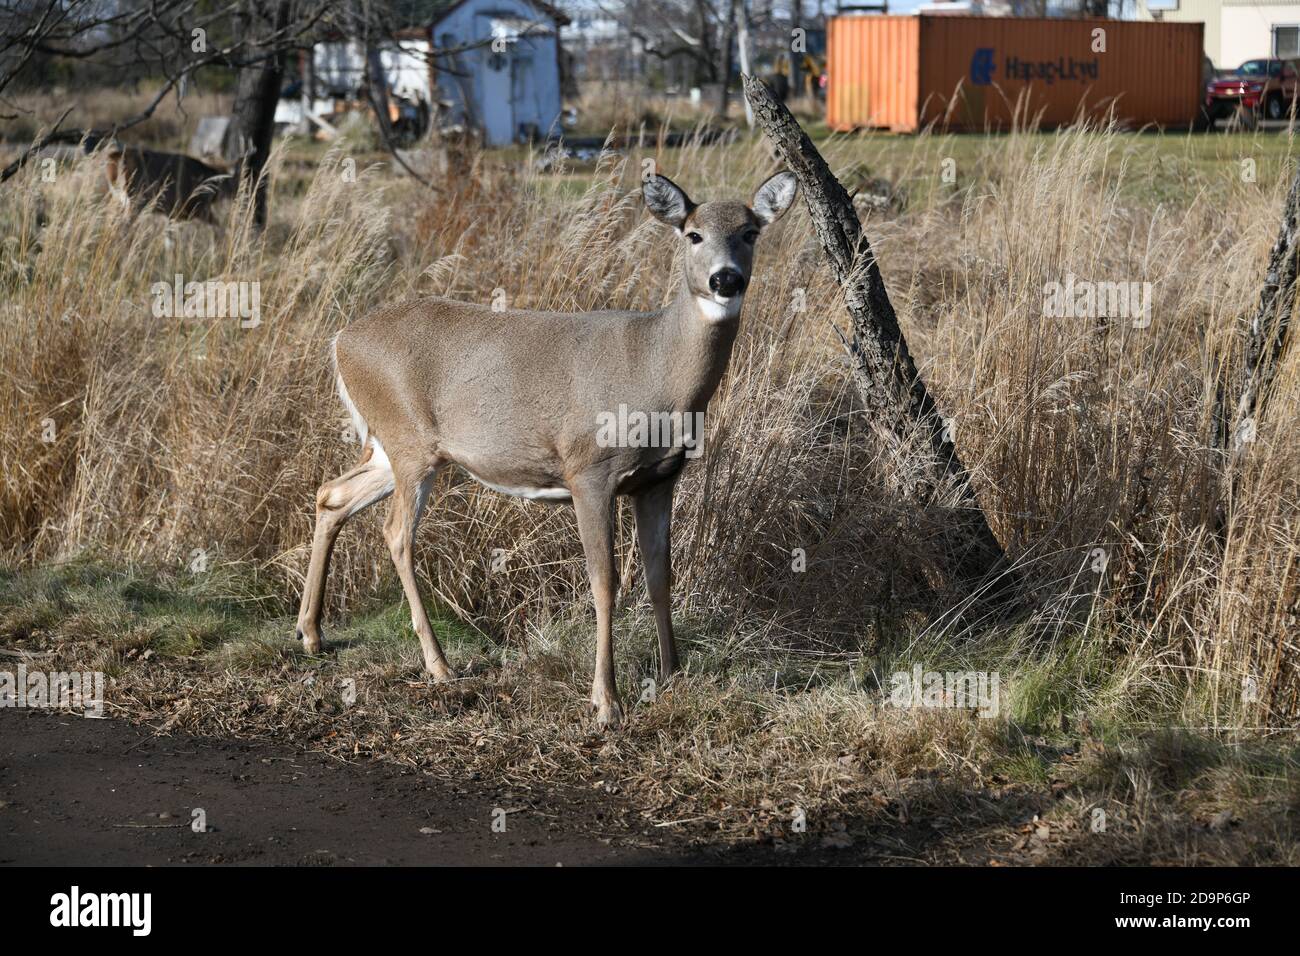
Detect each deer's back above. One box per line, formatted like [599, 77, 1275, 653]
[109, 147, 233, 218]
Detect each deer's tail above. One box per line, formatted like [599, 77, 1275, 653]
[332, 332, 369, 451]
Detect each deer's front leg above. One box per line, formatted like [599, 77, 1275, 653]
[571, 483, 621, 730]
[633, 479, 678, 683]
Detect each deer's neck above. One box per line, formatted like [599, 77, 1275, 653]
[651, 282, 742, 410]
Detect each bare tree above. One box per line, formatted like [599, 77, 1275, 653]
[1, 0, 330, 192]
[0, 0, 523, 205]
[225, 0, 294, 227]
[601, 0, 776, 121]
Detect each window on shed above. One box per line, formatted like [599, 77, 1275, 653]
[1274, 25, 1300, 59]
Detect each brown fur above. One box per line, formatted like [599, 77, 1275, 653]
[105, 145, 239, 222]
[294, 172, 798, 728]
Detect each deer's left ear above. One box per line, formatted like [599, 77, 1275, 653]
[752, 171, 798, 227]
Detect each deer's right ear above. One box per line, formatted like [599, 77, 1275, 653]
[643, 174, 695, 231]
[752, 171, 798, 227]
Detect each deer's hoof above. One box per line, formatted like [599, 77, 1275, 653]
[297, 628, 322, 654]
[592, 699, 623, 731]
[428, 664, 456, 683]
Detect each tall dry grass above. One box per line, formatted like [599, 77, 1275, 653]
[1, 120, 1297, 727]
[0, 86, 233, 151]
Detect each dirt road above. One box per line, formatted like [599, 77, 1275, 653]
[0, 708, 709, 866]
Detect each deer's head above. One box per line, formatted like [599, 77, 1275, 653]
[643, 171, 798, 322]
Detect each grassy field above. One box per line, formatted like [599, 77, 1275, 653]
[2, 557, 1295, 862]
[1, 99, 1298, 860]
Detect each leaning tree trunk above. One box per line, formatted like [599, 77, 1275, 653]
[224, 0, 291, 228]
[1213, 159, 1300, 519]
[1204, 86, 1300, 724]
[742, 75, 1007, 588]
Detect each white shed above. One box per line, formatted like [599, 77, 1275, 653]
[311, 38, 434, 104]
[430, 0, 566, 146]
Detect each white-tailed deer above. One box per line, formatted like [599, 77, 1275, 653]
[295, 170, 798, 728]
[103, 144, 241, 222]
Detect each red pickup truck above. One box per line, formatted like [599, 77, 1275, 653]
[1205, 58, 1299, 122]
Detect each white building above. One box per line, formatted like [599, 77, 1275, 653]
[1136, 0, 1300, 68]
[1219, 0, 1300, 65]
[916, 1, 1015, 14]
[312, 39, 434, 105]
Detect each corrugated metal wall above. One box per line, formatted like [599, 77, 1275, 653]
[828, 15, 1204, 132]
[828, 15, 919, 131]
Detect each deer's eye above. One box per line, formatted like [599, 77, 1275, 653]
[686, 232, 703, 245]
[743, 230, 760, 244]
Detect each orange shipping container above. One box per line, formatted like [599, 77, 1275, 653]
[827, 15, 1204, 133]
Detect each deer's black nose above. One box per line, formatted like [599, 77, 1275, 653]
[709, 268, 746, 297]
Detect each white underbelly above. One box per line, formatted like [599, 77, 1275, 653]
[465, 470, 572, 502]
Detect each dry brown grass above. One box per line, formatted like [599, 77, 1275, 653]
[3, 120, 1297, 716]
[1, 85, 233, 151]
[1, 103, 1299, 857]
[567, 81, 723, 136]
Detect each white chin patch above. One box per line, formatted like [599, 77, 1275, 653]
[696, 294, 743, 323]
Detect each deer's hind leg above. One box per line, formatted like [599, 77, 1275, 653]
[296, 443, 395, 653]
[384, 466, 454, 681]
